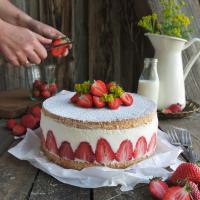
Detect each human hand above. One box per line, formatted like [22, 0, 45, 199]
[27, 19, 71, 57]
[0, 20, 51, 66]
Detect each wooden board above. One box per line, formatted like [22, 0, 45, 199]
[0, 89, 40, 119]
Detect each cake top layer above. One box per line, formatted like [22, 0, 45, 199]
[43, 90, 156, 123]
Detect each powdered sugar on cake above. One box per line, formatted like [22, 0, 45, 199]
[43, 90, 156, 122]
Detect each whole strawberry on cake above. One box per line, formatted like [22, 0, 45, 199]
[40, 80, 158, 170]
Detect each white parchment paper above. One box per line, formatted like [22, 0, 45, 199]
[8, 129, 183, 191]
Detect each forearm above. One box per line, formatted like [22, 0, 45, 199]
[0, 0, 32, 27]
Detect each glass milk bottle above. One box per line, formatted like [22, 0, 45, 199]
[137, 58, 159, 104]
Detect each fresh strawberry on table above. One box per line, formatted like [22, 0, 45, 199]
[41, 90, 51, 99]
[163, 186, 190, 200]
[187, 181, 200, 200]
[21, 114, 37, 129]
[31, 106, 41, 118]
[49, 83, 57, 94]
[169, 162, 200, 184]
[90, 80, 108, 97]
[149, 177, 168, 200]
[162, 103, 182, 114]
[12, 124, 26, 136]
[6, 119, 17, 130]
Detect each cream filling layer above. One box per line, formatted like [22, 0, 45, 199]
[41, 113, 158, 153]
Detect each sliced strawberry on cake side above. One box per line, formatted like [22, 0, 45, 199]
[147, 133, 157, 154]
[95, 138, 115, 164]
[120, 92, 133, 106]
[46, 130, 59, 156]
[59, 141, 74, 160]
[116, 140, 133, 162]
[133, 136, 147, 159]
[93, 96, 106, 108]
[90, 80, 108, 97]
[75, 142, 95, 163]
[76, 94, 93, 108]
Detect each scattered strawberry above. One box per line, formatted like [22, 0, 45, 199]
[162, 108, 173, 114]
[31, 106, 41, 118]
[59, 141, 74, 160]
[21, 114, 37, 129]
[49, 83, 57, 94]
[163, 186, 190, 200]
[149, 177, 168, 200]
[46, 130, 59, 155]
[12, 124, 26, 136]
[169, 162, 200, 185]
[147, 133, 157, 154]
[108, 98, 122, 109]
[90, 80, 108, 97]
[133, 136, 147, 159]
[33, 90, 40, 98]
[70, 93, 81, 103]
[93, 96, 105, 108]
[33, 80, 41, 89]
[106, 81, 116, 91]
[76, 94, 93, 108]
[40, 83, 48, 91]
[95, 138, 115, 164]
[41, 90, 51, 99]
[75, 142, 95, 162]
[6, 119, 17, 130]
[120, 93, 133, 106]
[187, 181, 200, 200]
[115, 140, 133, 162]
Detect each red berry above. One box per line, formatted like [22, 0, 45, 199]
[33, 90, 40, 98]
[49, 83, 57, 94]
[40, 83, 48, 91]
[108, 98, 122, 109]
[90, 80, 108, 97]
[120, 93, 133, 106]
[163, 186, 190, 200]
[33, 80, 41, 89]
[106, 82, 116, 91]
[95, 138, 115, 164]
[133, 136, 147, 159]
[149, 178, 168, 200]
[21, 114, 37, 129]
[70, 93, 80, 103]
[46, 130, 59, 155]
[169, 162, 200, 184]
[188, 181, 200, 200]
[168, 103, 182, 113]
[115, 140, 133, 162]
[162, 108, 173, 114]
[12, 124, 26, 136]
[6, 119, 17, 130]
[59, 141, 74, 160]
[51, 38, 68, 57]
[41, 90, 51, 99]
[31, 106, 41, 118]
[76, 94, 93, 108]
[147, 133, 157, 154]
[75, 142, 95, 162]
[93, 96, 105, 108]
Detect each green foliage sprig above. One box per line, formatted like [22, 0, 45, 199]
[138, 0, 193, 39]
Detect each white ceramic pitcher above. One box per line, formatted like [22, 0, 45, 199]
[145, 33, 200, 110]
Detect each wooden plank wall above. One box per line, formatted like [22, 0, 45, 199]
[0, 0, 200, 99]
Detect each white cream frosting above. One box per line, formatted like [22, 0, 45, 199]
[42, 90, 156, 122]
[41, 113, 158, 153]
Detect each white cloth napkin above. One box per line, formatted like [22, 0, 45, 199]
[8, 128, 183, 191]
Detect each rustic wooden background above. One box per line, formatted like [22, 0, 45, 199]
[0, 0, 200, 100]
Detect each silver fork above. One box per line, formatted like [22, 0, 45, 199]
[167, 127, 197, 163]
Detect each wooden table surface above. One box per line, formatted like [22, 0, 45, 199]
[0, 110, 200, 200]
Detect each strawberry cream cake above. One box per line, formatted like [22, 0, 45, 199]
[40, 81, 158, 170]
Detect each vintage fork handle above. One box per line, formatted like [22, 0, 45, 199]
[181, 146, 197, 163]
